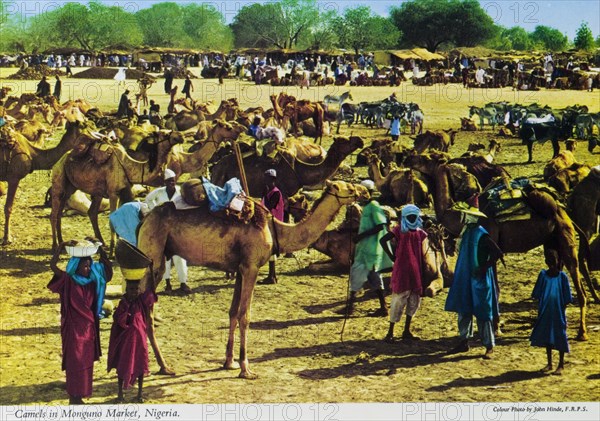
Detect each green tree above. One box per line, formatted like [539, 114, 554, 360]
[136, 3, 187, 47]
[302, 8, 338, 51]
[27, 1, 142, 51]
[334, 6, 400, 55]
[530, 25, 568, 51]
[489, 26, 532, 51]
[390, 0, 497, 52]
[574, 22, 595, 51]
[231, 0, 319, 49]
[181, 4, 233, 51]
[596, 35, 600, 47]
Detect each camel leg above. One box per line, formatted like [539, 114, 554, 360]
[87, 195, 106, 247]
[147, 306, 175, 375]
[224, 271, 242, 371]
[236, 265, 259, 379]
[50, 183, 75, 250]
[527, 141, 534, 163]
[2, 180, 18, 245]
[551, 138, 560, 159]
[557, 240, 589, 341]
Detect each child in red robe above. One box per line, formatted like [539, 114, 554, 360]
[48, 239, 112, 405]
[108, 279, 157, 402]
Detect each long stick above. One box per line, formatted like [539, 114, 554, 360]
[233, 141, 250, 194]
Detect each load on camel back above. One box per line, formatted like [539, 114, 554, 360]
[177, 177, 263, 227]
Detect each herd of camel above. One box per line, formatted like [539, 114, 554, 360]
[0, 89, 599, 378]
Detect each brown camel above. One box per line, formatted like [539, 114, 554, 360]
[136, 180, 369, 378]
[133, 120, 245, 178]
[463, 139, 502, 163]
[1, 120, 95, 245]
[210, 135, 364, 197]
[163, 100, 238, 132]
[567, 168, 600, 240]
[405, 151, 508, 192]
[547, 163, 591, 194]
[543, 142, 577, 180]
[13, 120, 49, 147]
[366, 154, 431, 208]
[282, 100, 325, 143]
[419, 160, 597, 340]
[50, 130, 184, 251]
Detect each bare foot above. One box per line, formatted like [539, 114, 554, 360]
[482, 347, 494, 359]
[136, 396, 145, 403]
[115, 396, 125, 403]
[157, 366, 176, 375]
[539, 365, 553, 373]
[239, 369, 258, 380]
[552, 366, 564, 376]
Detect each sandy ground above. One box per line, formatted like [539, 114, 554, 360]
[1, 67, 599, 408]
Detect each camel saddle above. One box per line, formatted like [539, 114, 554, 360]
[482, 177, 562, 223]
[70, 135, 114, 165]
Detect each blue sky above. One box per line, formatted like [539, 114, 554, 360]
[6, 0, 599, 40]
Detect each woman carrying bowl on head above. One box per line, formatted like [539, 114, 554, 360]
[48, 238, 113, 405]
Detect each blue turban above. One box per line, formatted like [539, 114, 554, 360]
[66, 256, 108, 318]
[400, 204, 422, 232]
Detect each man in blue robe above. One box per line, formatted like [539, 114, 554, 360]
[445, 199, 503, 359]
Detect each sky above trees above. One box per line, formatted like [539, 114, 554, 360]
[1, 0, 598, 53]
[18, 0, 598, 40]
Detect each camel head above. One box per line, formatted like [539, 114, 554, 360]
[209, 119, 245, 143]
[287, 193, 310, 222]
[324, 180, 370, 204]
[467, 142, 486, 153]
[157, 129, 185, 147]
[331, 135, 365, 154]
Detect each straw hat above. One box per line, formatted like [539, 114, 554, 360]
[451, 201, 487, 218]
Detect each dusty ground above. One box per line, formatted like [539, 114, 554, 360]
[1, 67, 599, 406]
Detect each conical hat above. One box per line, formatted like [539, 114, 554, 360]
[451, 201, 487, 218]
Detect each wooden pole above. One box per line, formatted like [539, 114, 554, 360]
[233, 141, 250, 195]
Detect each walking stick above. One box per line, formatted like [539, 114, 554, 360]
[232, 141, 250, 194]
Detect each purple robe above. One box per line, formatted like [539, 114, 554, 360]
[47, 272, 100, 398]
[107, 290, 157, 388]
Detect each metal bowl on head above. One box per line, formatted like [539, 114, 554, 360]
[65, 240, 102, 257]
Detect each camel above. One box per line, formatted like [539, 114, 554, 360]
[463, 139, 502, 163]
[417, 158, 597, 340]
[136, 180, 370, 378]
[1, 120, 95, 245]
[366, 154, 431, 208]
[282, 101, 325, 143]
[210, 135, 364, 197]
[567, 168, 600, 240]
[412, 129, 457, 154]
[547, 163, 591, 194]
[50, 130, 184, 251]
[12, 120, 49, 147]
[543, 148, 577, 180]
[406, 151, 509, 192]
[137, 120, 245, 178]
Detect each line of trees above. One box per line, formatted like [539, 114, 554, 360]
[1, 0, 598, 55]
